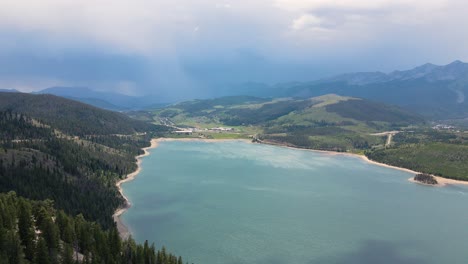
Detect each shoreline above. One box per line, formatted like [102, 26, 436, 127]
[260, 139, 468, 187]
[156, 137, 252, 143]
[156, 138, 468, 187]
[114, 137, 468, 237]
[113, 138, 159, 239]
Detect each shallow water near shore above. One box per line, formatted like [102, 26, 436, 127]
[121, 140, 468, 264]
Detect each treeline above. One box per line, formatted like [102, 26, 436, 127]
[366, 130, 468, 180]
[174, 96, 267, 116]
[262, 127, 377, 152]
[325, 99, 424, 125]
[0, 192, 184, 264]
[390, 130, 461, 145]
[83, 135, 150, 157]
[0, 111, 52, 141]
[219, 100, 313, 126]
[414, 174, 438, 185]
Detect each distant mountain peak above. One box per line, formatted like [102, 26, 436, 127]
[448, 60, 464, 65]
[415, 62, 438, 70]
[321, 60, 468, 85]
[38, 86, 95, 95]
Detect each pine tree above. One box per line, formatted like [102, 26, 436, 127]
[18, 198, 36, 261]
[34, 237, 51, 264]
[61, 243, 74, 264]
[109, 227, 122, 257]
[3, 230, 25, 264]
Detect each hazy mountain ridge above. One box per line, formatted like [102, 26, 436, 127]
[0, 88, 19, 93]
[36, 86, 163, 111]
[277, 61, 468, 119]
[323, 60, 468, 84]
[5, 61, 468, 120]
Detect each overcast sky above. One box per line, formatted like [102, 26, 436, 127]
[1, 0, 467, 99]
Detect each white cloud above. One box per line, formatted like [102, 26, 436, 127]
[277, 0, 453, 35]
[292, 14, 322, 30]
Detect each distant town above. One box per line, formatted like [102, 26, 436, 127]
[173, 127, 234, 135]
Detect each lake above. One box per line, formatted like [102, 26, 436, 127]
[121, 140, 468, 264]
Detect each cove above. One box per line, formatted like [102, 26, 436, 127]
[120, 140, 468, 264]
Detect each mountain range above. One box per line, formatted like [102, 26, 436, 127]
[34, 87, 153, 111]
[274, 60, 468, 120]
[2, 60, 467, 120]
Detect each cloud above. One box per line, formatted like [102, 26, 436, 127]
[0, 0, 468, 97]
[0, 0, 279, 56]
[282, 0, 453, 35]
[274, 0, 447, 12]
[292, 14, 323, 30]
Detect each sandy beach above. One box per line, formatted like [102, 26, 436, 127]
[114, 137, 468, 238]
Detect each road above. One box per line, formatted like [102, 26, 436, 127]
[370, 131, 400, 147]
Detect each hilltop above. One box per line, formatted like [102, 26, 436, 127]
[0, 93, 158, 135]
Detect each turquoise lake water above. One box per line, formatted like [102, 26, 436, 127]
[121, 141, 468, 264]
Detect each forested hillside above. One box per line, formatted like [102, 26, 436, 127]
[0, 93, 156, 135]
[0, 93, 184, 263]
[0, 192, 183, 264]
[0, 101, 170, 228]
[366, 130, 468, 180]
[0, 94, 171, 225]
